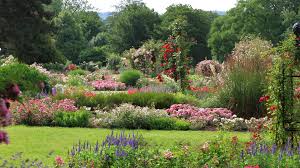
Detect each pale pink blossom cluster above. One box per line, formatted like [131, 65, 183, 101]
[166, 104, 233, 122]
[91, 80, 126, 91]
[10, 97, 77, 125]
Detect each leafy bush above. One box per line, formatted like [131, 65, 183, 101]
[42, 63, 65, 72]
[107, 53, 122, 71]
[120, 70, 142, 86]
[92, 104, 169, 129]
[53, 110, 90, 127]
[68, 69, 88, 76]
[66, 75, 87, 87]
[0, 63, 48, 95]
[54, 92, 200, 109]
[79, 47, 107, 65]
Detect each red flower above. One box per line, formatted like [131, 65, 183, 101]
[244, 166, 260, 168]
[128, 89, 138, 95]
[84, 91, 96, 97]
[264, 95, 270, 101]
[259, 96, 265, 103]
[162, 43, 170, 49]
[269, 105, 277, 111]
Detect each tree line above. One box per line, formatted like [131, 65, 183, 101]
[1, 0, 300, 64]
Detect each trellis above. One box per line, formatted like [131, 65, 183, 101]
[279, 63, 300, 146]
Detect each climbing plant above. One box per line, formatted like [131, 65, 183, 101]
[266, 34, 299, 146]
[159, 17, 195, 91]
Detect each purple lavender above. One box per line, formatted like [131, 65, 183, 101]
[69, 131, 141, 158]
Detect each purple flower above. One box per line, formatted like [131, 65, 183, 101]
[0, 131, 9, 144]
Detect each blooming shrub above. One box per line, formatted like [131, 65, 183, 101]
[91, 104, 169, 129]
[10, 98, 77, 126]
[219, 116, 271, 131]
[91, 80, 126, 91]
[195, 60, 222, 77]
[166, 104, 233, 122]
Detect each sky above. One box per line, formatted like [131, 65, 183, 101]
[87, 0, 238, 13]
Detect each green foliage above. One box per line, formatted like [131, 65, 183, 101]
[208, 0, 300, 62]
[160, 4, 217, 64]
[266, 35, 299, 146]
[0, 63, 48, 95]
[120, 70, 142, 86]
[107, 53, 122, 71]
[107, 1, 161, 53]
[54, 11, 87, 63]
[42, 63, 65, 72]
[219, 37, 272, 119]
[78, 47, 107, 64]
[68, 69, 88, 76]
[66, 75, 86, 87]
[77, 11, 104, 41]
[55, 92, 199, 109]
[0, 0, 64, 64]
[53, 110, 90, 127]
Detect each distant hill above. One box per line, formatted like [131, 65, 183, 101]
[214, 11, 226, 16]
[98, 12, 113, 20]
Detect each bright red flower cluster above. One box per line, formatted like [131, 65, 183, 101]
[259, 95, 270, 103]
[67, 64, 77, 71]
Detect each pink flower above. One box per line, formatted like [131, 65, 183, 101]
[91, 80, 126, 91]
[55, 156, 64, 166]
[163, 150, 174, 160]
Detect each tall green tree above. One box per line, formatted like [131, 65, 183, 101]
[107, 0, 161, 53]
[0, 0, 64, 64]
[159, 5, 217, 64]
[77, 11, 104, 41]
[208, 0, 300, 62]
[54, 11, 87, 63]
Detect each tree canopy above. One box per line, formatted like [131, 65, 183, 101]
[208, 0, 300, 62]
[0, 0, 64, 64]
[160, 5, 217, 64]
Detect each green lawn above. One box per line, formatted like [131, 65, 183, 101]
[0, 126, 251, 165]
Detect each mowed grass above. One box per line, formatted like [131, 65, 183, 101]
[0, 126, 251, 165]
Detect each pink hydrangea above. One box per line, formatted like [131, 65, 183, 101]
[166, 104, 233, 122]
[91, 80, 126, 91]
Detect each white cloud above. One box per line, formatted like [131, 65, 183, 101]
[88, 0, 237, 13]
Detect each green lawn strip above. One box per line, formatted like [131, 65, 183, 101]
[0, 126, 251, 165]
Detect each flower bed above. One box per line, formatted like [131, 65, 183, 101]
[10, 98, 77, 126]
[91, 80, 126, 91]
[166, 104, 233, 121]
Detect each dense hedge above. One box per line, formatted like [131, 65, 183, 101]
[54, 92, 200, 109]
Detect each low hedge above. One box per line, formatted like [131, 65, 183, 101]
[54, 92, 200, 109]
